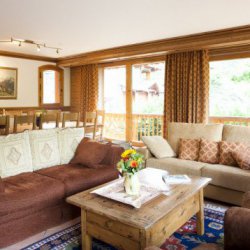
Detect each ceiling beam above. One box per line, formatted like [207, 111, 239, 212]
[57, 25, 250, 67]
[0, 50, 57, 63]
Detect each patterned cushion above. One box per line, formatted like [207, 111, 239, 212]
[219, 141, 248, 166]
[178, 138, 200, 161]
[198, 139, 220, 164]
[29, 129, 60, 171]
[58, 128, 84, 164]
[231, 148, 250, 170]
[0, 132, 33, 177]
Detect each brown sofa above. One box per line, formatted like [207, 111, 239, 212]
[0, 144, 123, 248]
[224, 191, 250, 250]
[139, 123, 250, 205]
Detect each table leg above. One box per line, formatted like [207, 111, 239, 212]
[81, 209, 92, 250]
[196, 189, 204, 235]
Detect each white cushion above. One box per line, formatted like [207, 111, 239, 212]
[58, 128, 84, 164]
[29, 129, 60, 170]
[142, 136, 176, 159]
[0, 132, 33, 178]
[222, 125, 250, 145]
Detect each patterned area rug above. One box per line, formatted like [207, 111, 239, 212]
[22, 204, 225, 250]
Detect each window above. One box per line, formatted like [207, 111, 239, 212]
[132, 62, 165, 114]
[132, 62, 165, 141]
[39, 65, 63, 107]
[210, 58, 250, 117]
[103, 66, 126, 140]
[101, 61, 165, 142]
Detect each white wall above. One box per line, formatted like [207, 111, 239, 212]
[0, 56, 70, 107]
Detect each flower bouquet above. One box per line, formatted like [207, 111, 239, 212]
[117, 149, 144, 195]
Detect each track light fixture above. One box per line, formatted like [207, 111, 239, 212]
[0, 38, 62, 54]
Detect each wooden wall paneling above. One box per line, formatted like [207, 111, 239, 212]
[70, 66, 82, 114]
[58, 25, 250, 67]
[125, 63, 133, 142]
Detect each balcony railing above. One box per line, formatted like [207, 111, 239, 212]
[104, 114, 250, 142]
[209, 116, 250, 126]
[104, 113, 164, 141]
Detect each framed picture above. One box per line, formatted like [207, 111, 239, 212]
[0, 67, 18, 99]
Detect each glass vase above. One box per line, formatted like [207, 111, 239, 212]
[124, 173, 140, 196]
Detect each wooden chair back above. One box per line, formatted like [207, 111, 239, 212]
[13, 115, 36, 133]
[0, 115, 10, 135]
[84, 111, 97, 139]
[62, 112, 80, 128]
[0, 109, 6, 115]
[95, 110, 105, 140]
[39, 113, 59, 129]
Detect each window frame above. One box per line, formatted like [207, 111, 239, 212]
[100, 57, 165, 142]
[38, 65, 64, 108]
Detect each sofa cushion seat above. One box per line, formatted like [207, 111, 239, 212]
[36, 164, 119, 196]
[146, 157, 204, 176]
[0, 172, 65, 219]
[201, 164, 250, 192]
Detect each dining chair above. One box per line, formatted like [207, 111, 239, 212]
[13, 115, 36, 133]
[95, 110, 105, 140]
[62, 112, 80, 128]
[84, 111, 97, 139]
[0, 115, 10, 135]
[0, 109, 6, 115]
[39, 113, 59, 129]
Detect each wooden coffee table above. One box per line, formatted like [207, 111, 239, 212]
[67, 173, 210, 250]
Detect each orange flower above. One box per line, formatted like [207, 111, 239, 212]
[130, 160, 138, 168]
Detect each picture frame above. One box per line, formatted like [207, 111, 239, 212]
[0, 67, 18, 99]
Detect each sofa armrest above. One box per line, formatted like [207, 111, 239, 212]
[133, 146, 153, 160]
[224, 207, 250, 250]
[242, 191, 250, 209]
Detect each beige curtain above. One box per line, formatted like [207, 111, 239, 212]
[80, 64, 98, 120]
[163, 50, 209, 137]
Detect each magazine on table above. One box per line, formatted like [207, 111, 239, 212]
[162, 174, 191, 184]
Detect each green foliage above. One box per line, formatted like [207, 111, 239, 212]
[210, 59, 250, 118]
[136, 118, 162, 141]
[231, 72, 250, 82]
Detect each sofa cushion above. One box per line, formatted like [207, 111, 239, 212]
[222, 125, 250, 145]
[142, 136, 176, 159]
[232, 148, 250, 170]
[0, 132, 33, 178]
[219, 141, 247, 166]
[168, 122, 223, 154]
[179, 138, 200, 161]
[36, 164, 119, 196]
[70, 139, 111, 167]
[201, 164, 250, 192]
[58, 128, 84, 164]
[0, 172, 65, 217]
[29, 129, 61, 170]
[146, 157, 204, 176]
[101, 145, 124, 166]
[198, 139, 220, 164]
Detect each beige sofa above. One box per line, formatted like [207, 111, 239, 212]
[140, 123, 250, 206]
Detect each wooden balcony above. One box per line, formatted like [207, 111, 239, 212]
[209, 116, 250, 126]
[104, 114, 250, 142]
[104, 113, 164, 141]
